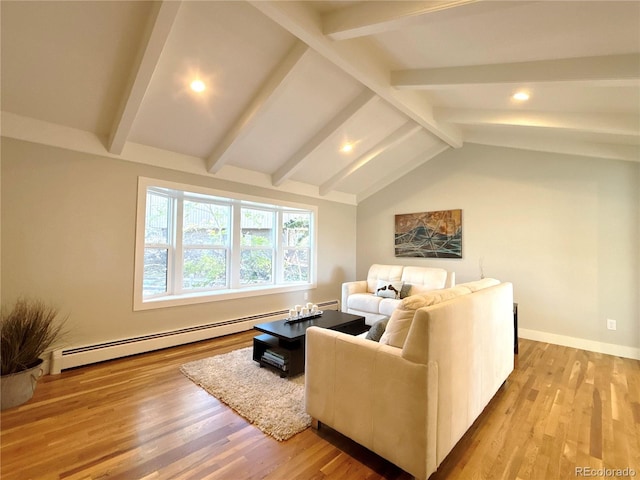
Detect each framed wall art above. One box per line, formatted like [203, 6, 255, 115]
[395, 209, 462, 258]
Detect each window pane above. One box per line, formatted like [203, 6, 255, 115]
[241, 208, 273, 247]
[143, 248, 168, 296]
[145, 194, 170, 244]
[283, 212, 310, 247]
[284, 248, 309, 282]
[240, 249, 273, 285]
[183, 249, 227, 289]
[183, 201, 230, 245]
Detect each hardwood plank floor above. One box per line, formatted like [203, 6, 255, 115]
[1, 333, 639, 479]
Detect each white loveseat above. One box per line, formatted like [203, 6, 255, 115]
[342, 264, 455, 325]
[306, 279, 514, 480]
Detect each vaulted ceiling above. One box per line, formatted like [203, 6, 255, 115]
[2, 1, 639, 204]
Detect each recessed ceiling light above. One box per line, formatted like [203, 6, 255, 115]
[340, 143, 353, 153]
[190, 79, 206, 93]
[512, 91, 530, 101]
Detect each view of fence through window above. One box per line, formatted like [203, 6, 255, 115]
[141, 185, 313, 301]
[183, 200, 230, 290]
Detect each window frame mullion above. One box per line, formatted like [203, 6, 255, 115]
[173, 195, 184, 295]
[230, 202, 241, 289]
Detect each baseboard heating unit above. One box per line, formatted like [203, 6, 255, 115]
[50, 300, 339, 374]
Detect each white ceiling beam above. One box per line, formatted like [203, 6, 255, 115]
[436, 108, 640, 138]
[357, 142, 450, 203]
[271, 90, 378, 186]
[249, 1, 463, 149]
[464, 130, 640, 163]
[107, 1, 181, 155]
[206, 41, 309, 174]
[319, 122, 421, 196]
[323, 0, 478, 41]
[392, 54, 640, 88]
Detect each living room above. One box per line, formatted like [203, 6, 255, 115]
[1, 1, 639, 479]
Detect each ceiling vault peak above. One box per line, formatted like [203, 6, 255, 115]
[322, 0, 478, 41]
[249, 0, 463, 149]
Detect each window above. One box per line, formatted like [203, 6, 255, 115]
[134, 178, 316, 310]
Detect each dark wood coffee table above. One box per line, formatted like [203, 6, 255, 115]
[252, 310, 366, 377]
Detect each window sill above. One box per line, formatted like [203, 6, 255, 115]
[134, 283, 316, 311]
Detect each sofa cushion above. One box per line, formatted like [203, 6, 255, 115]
[379, 298, 401, 316]
[375, 280, 403, 299]
[366, 264, 404, 293]
[458, 278, 500, 292]
[365, 318, 389, 342]
[380, 286, 473, 348]
[347, 293, 383, 313]
[400, 266, 448, 291]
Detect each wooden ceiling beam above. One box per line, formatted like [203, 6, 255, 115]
[323, 0, 478, 41]
[271, 89, 378, 187]
[392, 54, 640, 88]
[206, 41, 309, 174]
[319, 122, 421, 196]
[107, 1, 181, 155]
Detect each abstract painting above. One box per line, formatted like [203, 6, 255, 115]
[395, 209, 462, 258]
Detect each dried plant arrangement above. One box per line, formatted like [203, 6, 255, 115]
[1, 298, 67, 376]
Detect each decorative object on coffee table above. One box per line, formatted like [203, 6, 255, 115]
[285, 303, 321, 324]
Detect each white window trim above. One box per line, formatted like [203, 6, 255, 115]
[133, 177, 318, 311]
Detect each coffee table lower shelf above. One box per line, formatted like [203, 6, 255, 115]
[253, 333, 304, 378]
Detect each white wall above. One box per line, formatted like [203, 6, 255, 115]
[1, 138, 357, 349]
[357, 143, 639, 357]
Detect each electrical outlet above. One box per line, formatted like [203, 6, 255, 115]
[607, 318, 617, 331]
[304, 292, 309, 301]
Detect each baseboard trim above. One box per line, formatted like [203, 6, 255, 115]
[519, 328, 640, 360]
[49, 300, 340, 374]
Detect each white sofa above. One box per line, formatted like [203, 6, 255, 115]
[342, 264, 455, 325]
[306, 279, 514, 480]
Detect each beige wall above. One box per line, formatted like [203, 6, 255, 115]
[357, 143, 639, 352]
[1, 138, 357, 347]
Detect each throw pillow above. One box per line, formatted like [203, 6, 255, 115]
[365, 318, 389, 342]
[375, 280, 403, 299]
[380, 286, 473, 348]
[399, 283, 412, 299]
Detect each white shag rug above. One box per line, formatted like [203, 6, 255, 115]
[180, 347, 311, 441]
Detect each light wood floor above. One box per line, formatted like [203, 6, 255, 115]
[1, 332, 639, 479]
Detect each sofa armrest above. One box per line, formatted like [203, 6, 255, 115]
[341, 280, 368, 312]
[305, 327, 437, 480]
[446, 271, 455, 288]
[402, 282, 513, 467]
